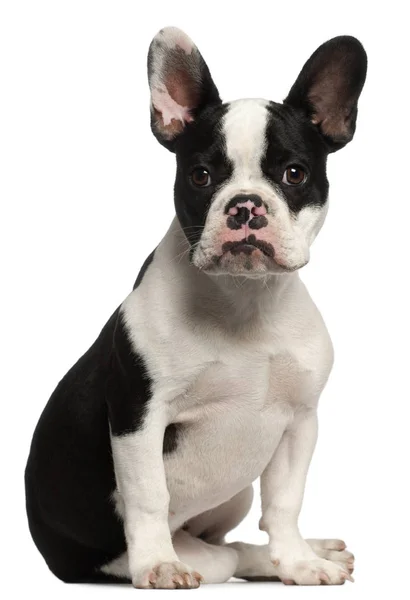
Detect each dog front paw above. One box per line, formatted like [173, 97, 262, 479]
[273, 556, 353, 586]
[307, 538, 355, 574]
[132, 561, 204, 589]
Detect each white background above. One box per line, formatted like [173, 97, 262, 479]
[1, 0, 409, 597]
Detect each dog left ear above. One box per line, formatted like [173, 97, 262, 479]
[285, 36, 367, 151]
[148, 27, 221, 151]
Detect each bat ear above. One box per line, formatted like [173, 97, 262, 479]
[285, 36, 367, 151]
[148, 27, 221, 151]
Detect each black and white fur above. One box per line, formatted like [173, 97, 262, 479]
[25, 27, 367, 588]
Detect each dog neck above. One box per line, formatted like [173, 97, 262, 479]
[158, 217, 297, 330]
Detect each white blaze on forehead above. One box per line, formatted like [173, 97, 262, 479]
[223, 99, 269, 178]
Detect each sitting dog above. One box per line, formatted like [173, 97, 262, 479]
[25, 26, 367, 588]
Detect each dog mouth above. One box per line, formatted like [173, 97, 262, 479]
[221, 235, 275, 258]
[194, 232, 309, 275]
[204, 235, 276, 274]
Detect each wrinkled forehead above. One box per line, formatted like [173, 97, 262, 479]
[175, 99, 268, 162]
[176, 98, 318, 169]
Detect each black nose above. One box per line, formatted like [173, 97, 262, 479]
[224, 194, 267, 230]
[228, 205, 249, 227]
[224, 194, 264, 214]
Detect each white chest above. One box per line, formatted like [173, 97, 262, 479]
[121, 265, 333, 529]
[164, 346, 307, 526]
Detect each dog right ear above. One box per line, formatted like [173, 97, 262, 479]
[147, 27, 221, 151]
[284, 36, 367, 152]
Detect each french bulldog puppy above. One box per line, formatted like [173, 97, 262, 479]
[25, 26, 366, 588]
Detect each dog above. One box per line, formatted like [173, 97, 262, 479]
[25, 26, 367, 588]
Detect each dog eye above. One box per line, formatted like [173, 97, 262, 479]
[191, 167, 211, 187]
[282, 166, 307, 186]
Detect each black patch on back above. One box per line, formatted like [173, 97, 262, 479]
[133, 248, 156, 289]
[105, 248, 157, 436]
[25, 308, 128, 582]
[262, 102, 329, 213]
[173, 103, 233, 247]
[106, 312, 152, 436]
[25, 250, 160, 581]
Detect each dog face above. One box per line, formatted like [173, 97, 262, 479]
[148, 28, 366, 276]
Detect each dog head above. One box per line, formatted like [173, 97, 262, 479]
[148, 27, 367, 276]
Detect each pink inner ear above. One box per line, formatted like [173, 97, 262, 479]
[308, 62, 356, 141]
[151, 85, 193, 127]
[151, 66, 200, 139]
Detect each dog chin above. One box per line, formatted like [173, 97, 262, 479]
[193, 250, 306, 277]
